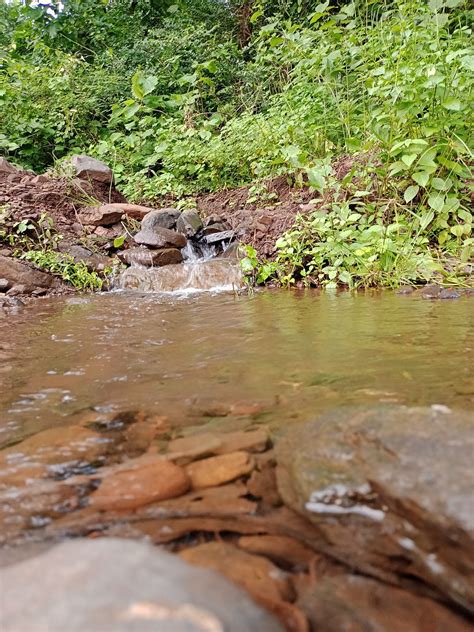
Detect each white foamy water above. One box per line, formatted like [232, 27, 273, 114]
[117, 259, 243, 294]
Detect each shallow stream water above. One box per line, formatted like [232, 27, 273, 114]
[1, 289, 473, 448]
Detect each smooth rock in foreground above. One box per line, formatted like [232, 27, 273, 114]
[0, 538, 283, 632]
[276, 405, 474, 614]
[296, 572, 471, 632]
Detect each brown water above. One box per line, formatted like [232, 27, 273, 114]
[1, 289, 473, 449]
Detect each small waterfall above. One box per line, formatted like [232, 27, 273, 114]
[116, 244, 243, 294]
[182, 240, 217, 262]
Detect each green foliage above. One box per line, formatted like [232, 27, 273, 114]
[1, 0, 473, 287]
[0, 209, 105, 291]
[20, 249, 104, 291]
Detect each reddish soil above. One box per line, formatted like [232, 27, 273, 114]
[0, 169, 125, 241]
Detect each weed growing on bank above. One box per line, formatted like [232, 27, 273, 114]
[0, 209, 105, 291]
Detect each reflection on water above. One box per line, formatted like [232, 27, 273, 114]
[1, 290, 473, 446]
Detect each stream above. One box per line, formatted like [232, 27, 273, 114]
[1, 287, 473, 630]
[1, 290, 472, 445]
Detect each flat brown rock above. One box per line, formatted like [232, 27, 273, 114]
[166, 428, 268, 462]
[117, 247, 183, 267]
[78, 206, 123, 226]
[185, 451, 254, 489]
[180, 541, 293, 603]
[89, 458, 190, 510]
[238, 535, 316, 569]
[0, 255, 57, 292]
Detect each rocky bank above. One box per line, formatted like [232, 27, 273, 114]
[0, 404, 472, 631]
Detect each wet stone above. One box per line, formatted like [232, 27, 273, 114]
[204, 230, 235, 245]
[89, 458, 190, 511]
[276, 405, 474, 614]
[185, 451, 255, 489]
[118, 247, 183, 267]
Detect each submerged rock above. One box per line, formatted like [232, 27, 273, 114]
[0, 538, 283, 631]
[275, 405, 474, 614]
[117, 259, 243, 292]
[89, 458, 190, 511]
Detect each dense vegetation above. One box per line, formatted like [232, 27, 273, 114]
[1, 0, 473, 288]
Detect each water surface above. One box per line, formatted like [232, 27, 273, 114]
[1, 290, 472, 447]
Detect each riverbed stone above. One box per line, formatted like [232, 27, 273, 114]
[0, 255, 57, 293]
[181, 541, 293, 602]
[176, 210, 203, 237]
[295, 572, 471, 632]
[134, 212, 187, 249]
[185, 451, 254, 489]
[89, 458, 190, 510]
[68, 154, 113, 183]
[275, 405, 474, 615]
[0, 538, 283, 632]
[0, 278, 10, 291]
[118, 247, 183, 267]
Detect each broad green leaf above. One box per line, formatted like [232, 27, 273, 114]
[418, 148, 438, 168]
[113, 235, 126, 248]
[419, 210, 434, 230]
[132, 71, 158, 100]
[401, 154, 417, 167]
[431, 177, 450, 191]
[442, 96, 462, 111]
[404, 185, 419, 202]
[450, 225, 465, 237]
[428, 193, 445, 213]
[412, 171, 430, 187]
[460, 55, 474, 71]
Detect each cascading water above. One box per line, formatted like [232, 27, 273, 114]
[116, 240, 243, 294]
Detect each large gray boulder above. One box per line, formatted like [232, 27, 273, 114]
[0, 538, 282, 632]
[177, 210, 203, 238]
[68, 155, 113, 184]
[275, 406, 474, 615]
[134, 211, 187, 249]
